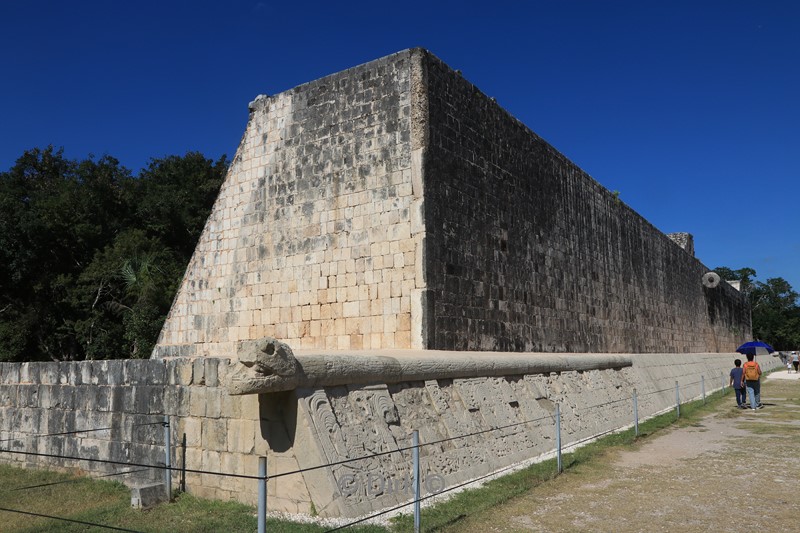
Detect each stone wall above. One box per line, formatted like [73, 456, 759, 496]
[0, 360, 167, 479]
[154, 50, 421, 357]
[152, 49, 749, 359]
[0, 359, 307, 512]
[420, 51, 749, 352]
[0, 354, 782, 518]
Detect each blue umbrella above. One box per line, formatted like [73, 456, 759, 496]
[736, 341, 775, 356]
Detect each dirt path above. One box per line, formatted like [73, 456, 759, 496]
[449, 371, 800, 532]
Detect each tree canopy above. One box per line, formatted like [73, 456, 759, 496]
[0, 147, 226, 361]
[2, 147, 796, 360]
[714, 266, 800, 350]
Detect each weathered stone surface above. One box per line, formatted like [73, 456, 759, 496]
[0, 50, 765, 522]
[152, 49, 749, 359]
[226, 336, 632, 394]
[130, 481, 168, 509]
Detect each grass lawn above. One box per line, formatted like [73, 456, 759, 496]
[0, 465, 385, 532]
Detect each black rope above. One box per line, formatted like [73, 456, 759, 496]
[272, 414, 555, 480]
[575, 395, 633, 412]
[0, 420, 165, 443]
[565, 426, 621, 449]
[417, 414, 555, 449]
[0, 506, 143, 532]
[641, 386, 675, 396]
[324, 455, 537, 531]
[0, 448, 262, 480]
[5, 468, 150, 493]
[0, 426, 116, 443]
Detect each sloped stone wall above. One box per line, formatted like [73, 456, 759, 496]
[152, 49, 749, 359]
[154, 50, 422, 357]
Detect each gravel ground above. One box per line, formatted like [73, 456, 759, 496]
[449, 370, 800, 533]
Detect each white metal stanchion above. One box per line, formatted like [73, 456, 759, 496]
[258, 457, 267, 533]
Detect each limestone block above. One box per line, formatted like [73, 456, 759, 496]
[80, 362, 92, 385]
[17, 384, 39, 408]
[202, 419, 228, 452]
[0, 364, 21, 384]
[0, 383, 17, 407]
[36, 363, 59, 385]
[181, 417, 202, 447]
[188, 388, 208, 417]
[130, 482, 168, 509]
[19, 363, 39, 384]
[205, 388, 224, 419]
[193, 358, 206, 385]
[201, 450, 222, 489]
[226, 419, 255, 454]
[163, 385, 188, 417]
[204, 359, 220, 387]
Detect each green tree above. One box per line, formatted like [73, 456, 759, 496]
[750, 277, 800, 350]
[713, 266, 757, 291]
[133, 152, 227, 258]
[0, 147, 133, 361]
[77, 229, 184, 358]
[714, 265, 800, 350]
[0, 148, 226, 361]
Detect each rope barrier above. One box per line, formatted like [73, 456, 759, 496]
[327, 455, 537, 531]
[0, 448, 261, 480]
[0, 506, 143, 532]
[4, 468, 150, 493]
[271, 413, 555, 480]
[0, 419, 165, 444]
[0, 370, 732, 531]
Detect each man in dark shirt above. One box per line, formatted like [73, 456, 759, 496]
[729, 359, 746, 409]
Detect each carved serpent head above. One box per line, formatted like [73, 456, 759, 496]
[237, 337, 300, 378]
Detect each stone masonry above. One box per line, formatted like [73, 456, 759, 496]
[0, 355, 782, 518]
[153, 48, 750, 359]
[0, 49, 758, 520]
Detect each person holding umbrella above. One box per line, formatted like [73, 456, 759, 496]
[736, 341, 773, 409]
[741, 353, 763, 409]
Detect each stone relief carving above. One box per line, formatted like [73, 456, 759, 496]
[226, 339, 640, 515]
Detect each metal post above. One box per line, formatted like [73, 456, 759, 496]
[555, 403, 562, 474]
[163, 415, 172, 500]
[258, 456, 267, 533]
[180, 433, 187, 493]
[701, 375, 706, 405]
[633, 389, 639, 437]
[675, 381, 680, 418]
[412, 430, 421, 533]
[722, 372, 726, 394]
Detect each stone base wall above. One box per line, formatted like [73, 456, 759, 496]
[0, 353, 782, 518]
[0, 358, 308, 513]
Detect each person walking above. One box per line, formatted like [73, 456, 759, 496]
[741, 354, 762, 410]
[729, 359, 746, 408]
[792, 352, 799, 373]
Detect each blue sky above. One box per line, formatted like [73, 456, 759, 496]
[1, 1, 798, 291]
